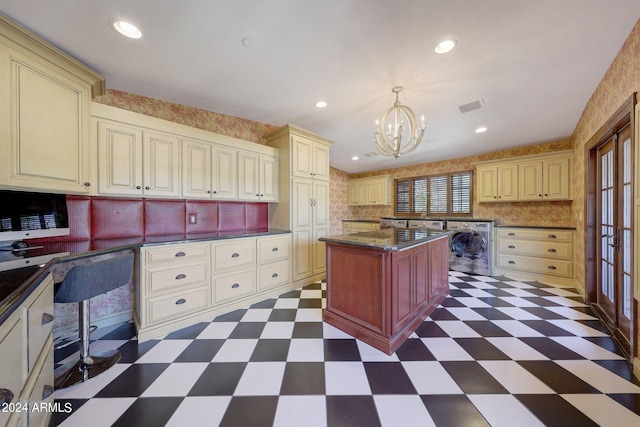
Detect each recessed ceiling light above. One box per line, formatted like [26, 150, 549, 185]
[475, 126, 488, 133]
[352, 156, 359, 160]
[112, 21, 142, 39]
[315, 101, 327, 108]
[435, 39, 456, 54]
[242, 37, 254, 47]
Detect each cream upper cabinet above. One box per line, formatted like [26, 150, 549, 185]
[348, 176, 392, 205]
[475, 164, 518, 202]
[0, 16, 104, 194]
[475, 150, 572, 203]
[238, 151, 279, 202]
[519, 156, 571, 201]
[291, 133, 330, 181]
[97, 120, 179, 197]
[182, 138, 237, 199]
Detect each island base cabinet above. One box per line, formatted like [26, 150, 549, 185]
[323, 236, 450, 354]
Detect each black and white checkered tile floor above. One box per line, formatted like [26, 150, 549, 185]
[50, 271, 640, 427]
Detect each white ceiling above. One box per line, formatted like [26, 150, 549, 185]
[1, 0, 640, 173]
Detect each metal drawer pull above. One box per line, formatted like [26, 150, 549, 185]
[548, 265, 557, 270]
[42, 384, 54, 400]
[548, 248, 557, 253]
[175, 298, 187, 305]
[508, 232, 516, 236]
[175, 274, 187, 280]
[175, 251, 186, 257]
[272, 247, 279, 252]
[272, 273, 278, 278]
[508, 260, 516, 264]
[232, 283, 240, 289]
[0, 388, 14, 404]
[547, 234, 557, 239]
[508, 245, 516, 249]
[231, 253, 240, 258]
[42, 313, 54, 325]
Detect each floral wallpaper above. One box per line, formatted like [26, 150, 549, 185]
[568, 18, 640, 351]
[330, 138, 574, 235]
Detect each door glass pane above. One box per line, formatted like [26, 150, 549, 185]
[621, 137, 632, 319]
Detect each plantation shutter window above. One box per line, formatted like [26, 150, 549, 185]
[394, 171, 473, 217]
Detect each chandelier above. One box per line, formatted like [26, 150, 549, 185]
[373, 86, 426, 158]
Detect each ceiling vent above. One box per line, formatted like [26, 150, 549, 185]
[363, 151, 379, 158]
[458, 99, 485, 114]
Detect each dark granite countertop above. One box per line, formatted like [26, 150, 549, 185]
[320, 228, 451, 251]
[0, 228, 291, 324]
[494, 225, 576, 230]
[381, 217, 496, 222]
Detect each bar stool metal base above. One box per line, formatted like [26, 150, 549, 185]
[54, 350, 121, 389]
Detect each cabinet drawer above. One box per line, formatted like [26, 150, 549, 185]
[146, 262, 209, 294]
[213, 239, 256, 270]
[496, 228, 573, 242]
[496, 239, 572, 260]
[147, 286, 210, 325]
[145, 243, 210, 264]
[257, 260, 291, 290]
[496, 254, 573, 278]
[27, 278, 54, 373]
[258, 235, 291, 264]
[214, 269, 256, 302]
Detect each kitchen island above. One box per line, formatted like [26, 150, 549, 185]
[320, 228, 451, 354]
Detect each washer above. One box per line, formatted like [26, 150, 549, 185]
[446, 220, 493, 276]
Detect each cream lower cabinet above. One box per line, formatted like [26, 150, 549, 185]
[494, 227, 576, 285]
[0, 17, 103, 194]
[342, 221, 380, 234]
[136, 234, 292, 341]
[0, 273, 55, 427]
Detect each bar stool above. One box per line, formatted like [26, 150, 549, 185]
[53, 253, 134, 389]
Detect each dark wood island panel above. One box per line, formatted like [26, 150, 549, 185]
[321, 230, 450, 354]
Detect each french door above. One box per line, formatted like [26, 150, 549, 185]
[596, 124, 632, 346]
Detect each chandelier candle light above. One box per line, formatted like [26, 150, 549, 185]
[374, 86, 426, 158]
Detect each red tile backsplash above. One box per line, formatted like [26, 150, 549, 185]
[144, 199, 186, 236]
[185, 201, 219, 234]
[218, 201, 247, 231]
[91, 198, 144, 239]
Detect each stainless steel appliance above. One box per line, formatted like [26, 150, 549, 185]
[447, 220, 493, 276]
[380, 218, 408, 229]
[408, 219, 445, 230]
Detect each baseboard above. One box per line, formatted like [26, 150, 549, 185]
[492, 268, 581, 294]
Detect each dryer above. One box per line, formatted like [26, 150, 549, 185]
[447, 220, 493, 276]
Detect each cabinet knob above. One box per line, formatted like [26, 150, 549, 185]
[498, 196, 501, 199]
[84, 182, 91, 187]
[231, 253, 240, 258]
[213, 191, 217, 194]
[547, 265, 557, 270]
[175, 251, 186, 257]
[538, 194, 542, 197]
[175, 274, 187, 280]
[207, 190, 211, 194]
[232, 283, 240, 289]
[42, 384, 55, 400]
[547, 234, 557, 239]
[136, 185, 142, 190]
[0, 388, 14, 404]
[272, 247, 279, 252]
[175, 298, 187, 305]
[544, 194, 549, 196]
[272, 273, 278, 278]
[547, 248, 557, 253]
[145, 186, 151, 190]
[41, 313, 55, 325]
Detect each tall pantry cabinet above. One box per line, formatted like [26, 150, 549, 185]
[266, 125, 333, 287]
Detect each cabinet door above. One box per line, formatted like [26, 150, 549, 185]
[543, 157, 571, 200]
[291, 135, 314, 179]
[143, 131, 180, 197]
[365, 181, 377, 204]
[238, 151, 260, 200]
[429, 237, 450, 298]
[313, 181, 330, 228]
[476, 166, 498, 202]
[292, 228, 313, 281]
[312, 142, 330, 180]
[413, 243, 430, 314]
[0, 47, 91, 194]
[374, 178, 390, 205]
[518, 161, 543, 201]
[211, 145, 237, 199]
[391, 249, 414, 335]
[313, 227, 328, 276]
[497, 164, 519, 201]
[259, 154, 278, 202]
[182, 139, 211, 199]
[97, 120, 144, 195]
[348, 182, 359, 206]
[292, 179, 313, 229]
